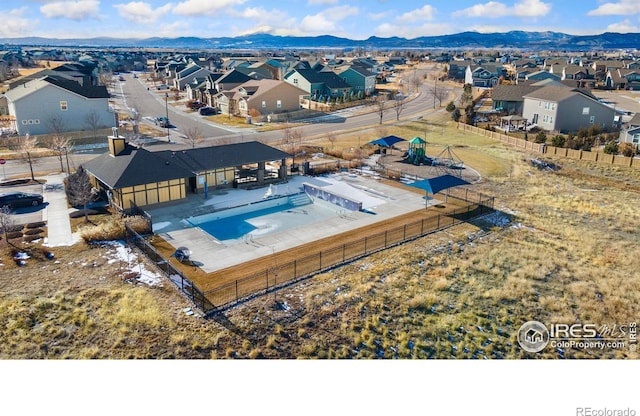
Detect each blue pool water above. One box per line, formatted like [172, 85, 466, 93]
[197, 202, 297, 240]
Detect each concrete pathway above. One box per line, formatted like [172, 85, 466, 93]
[41, 173, 78, 246]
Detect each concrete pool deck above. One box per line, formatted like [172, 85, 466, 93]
[147, 172, 440, 274]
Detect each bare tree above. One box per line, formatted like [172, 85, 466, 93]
[85, 109, 102, 139]
[17, 133, 39, 181]
[46, 113, 66, 138]
[374, 94, 387, 124]
[282, 125, 303, 169]
[0, 206, 17, 247]
[65, 166, 99, 223]
[409, 69, 421, 94]
[184, 126, 202, 148]
[326, 131, 337, 149]
[393, 93, 405, 121]
[46, 135, 72, 173]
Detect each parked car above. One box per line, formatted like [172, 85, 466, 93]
[118, 75, 125, 81]
[199, 106, 218, 116]
[187, 101, 206, 110]
[156, 84, 170, 90]
[0, 192, 44, 210]
[155, 116, 170, 128]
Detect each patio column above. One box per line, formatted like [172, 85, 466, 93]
[257, 161, 265, 185]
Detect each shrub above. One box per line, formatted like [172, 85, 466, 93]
[125, 216, 152, 235]
[619, 142, 636, 157]
[78, 215, 126, 242]
[534, 131, 547, 144]
[446, 101, 456, 112]
[551, 135, 566, 147]
[603, 140, 619, 155]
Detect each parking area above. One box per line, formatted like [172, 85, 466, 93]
[0, 181, 47, 225]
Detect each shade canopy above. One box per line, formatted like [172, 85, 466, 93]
[408, 174, 470, 194]
[409, 137, 427, 144]
[368, 135, 406, 148]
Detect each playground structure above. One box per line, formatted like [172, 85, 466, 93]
[432, 146, 464, 176]
[406, 136, 432, 166]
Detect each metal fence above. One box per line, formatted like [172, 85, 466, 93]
[125, 223, 215, 313]
[124, 179, 493, 315]
[204, 188, 494, 311]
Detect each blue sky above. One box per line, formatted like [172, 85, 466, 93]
[1, 0, 639, 39]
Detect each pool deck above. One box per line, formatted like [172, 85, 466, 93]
[147, 172, 440, 274]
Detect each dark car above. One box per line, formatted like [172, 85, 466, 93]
[199, 106, 218, 116]
[0, 192, 44, 210]
[155, 116, 170, 128]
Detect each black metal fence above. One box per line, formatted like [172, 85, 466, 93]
[125, 224, 215, 313]
[124, 180, 494, 315]
[204, 188, 494, 311]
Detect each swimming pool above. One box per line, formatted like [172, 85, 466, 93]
[187, 193, 337, 242]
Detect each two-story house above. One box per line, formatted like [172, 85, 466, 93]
[522, 85, 616, 133]
[283, 68, 353, 101]
[3, 75, 114, 135]
[465, 63, 507, 87]
[220, 79, 307, 119]
[339, 64, 376, 97]
[173, 61, 213, 91]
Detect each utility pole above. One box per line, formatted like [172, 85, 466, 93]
[165, 92, 170, 143]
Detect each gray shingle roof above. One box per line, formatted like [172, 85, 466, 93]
[84, 141, 291, 189]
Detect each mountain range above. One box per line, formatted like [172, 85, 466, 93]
[2, 31, 640, 51]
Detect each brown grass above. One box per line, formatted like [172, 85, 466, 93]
[0, 108, 639, 359]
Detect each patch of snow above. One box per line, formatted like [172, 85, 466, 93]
[101, 240, 163, 287]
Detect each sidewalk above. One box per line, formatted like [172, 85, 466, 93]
[41, 173, 78, 246]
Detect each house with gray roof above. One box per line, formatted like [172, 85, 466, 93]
[2, 75, 114, 135]
[283, 68, 353, 100]
[522, 85, 616, 133]
[339, 65, 376, 97]
[84, 133, 291, 211]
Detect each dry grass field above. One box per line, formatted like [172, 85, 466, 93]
[1, 118, 639, 359]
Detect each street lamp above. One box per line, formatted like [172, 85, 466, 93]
[165, 92, 170, 143]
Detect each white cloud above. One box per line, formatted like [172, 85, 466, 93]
[453, 0, 551, 18]
[9, 7, 29, 16]
[40, 0, 100, 20]
[588, 0, 640, 16]
[114, 2, 172, 24]
[0, 14, 36, 37]
[605, 19, 640, 32]
[228, 7, 297, 31]
[398, 5, 437, 23]
[369, 11, 390, 21]
[299, 5, 359, 33]
[172, 0, 246, 16]
[308, 0, 338, 4]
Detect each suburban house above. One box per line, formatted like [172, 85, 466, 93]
[491, 84, 541, 115]
[619, 113, 640, 147]
[173, 61, 213, 91]
[283, 68, 353, 100]
[520, 70, 561, 83]
[84, 132, 291, 211]
[339, 65, 376, 96]
[2, 75, 114, 135]
[605, 68, 640, 90]
[465, 63, 508, 87]
[522, 85, 616, 133]
[218, 79, 307, 119]
[448, 60, 473, 82]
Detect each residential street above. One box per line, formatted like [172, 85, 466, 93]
[2, 64, 459, 179]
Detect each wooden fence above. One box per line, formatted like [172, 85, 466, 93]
[458, 123, 640, 169]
